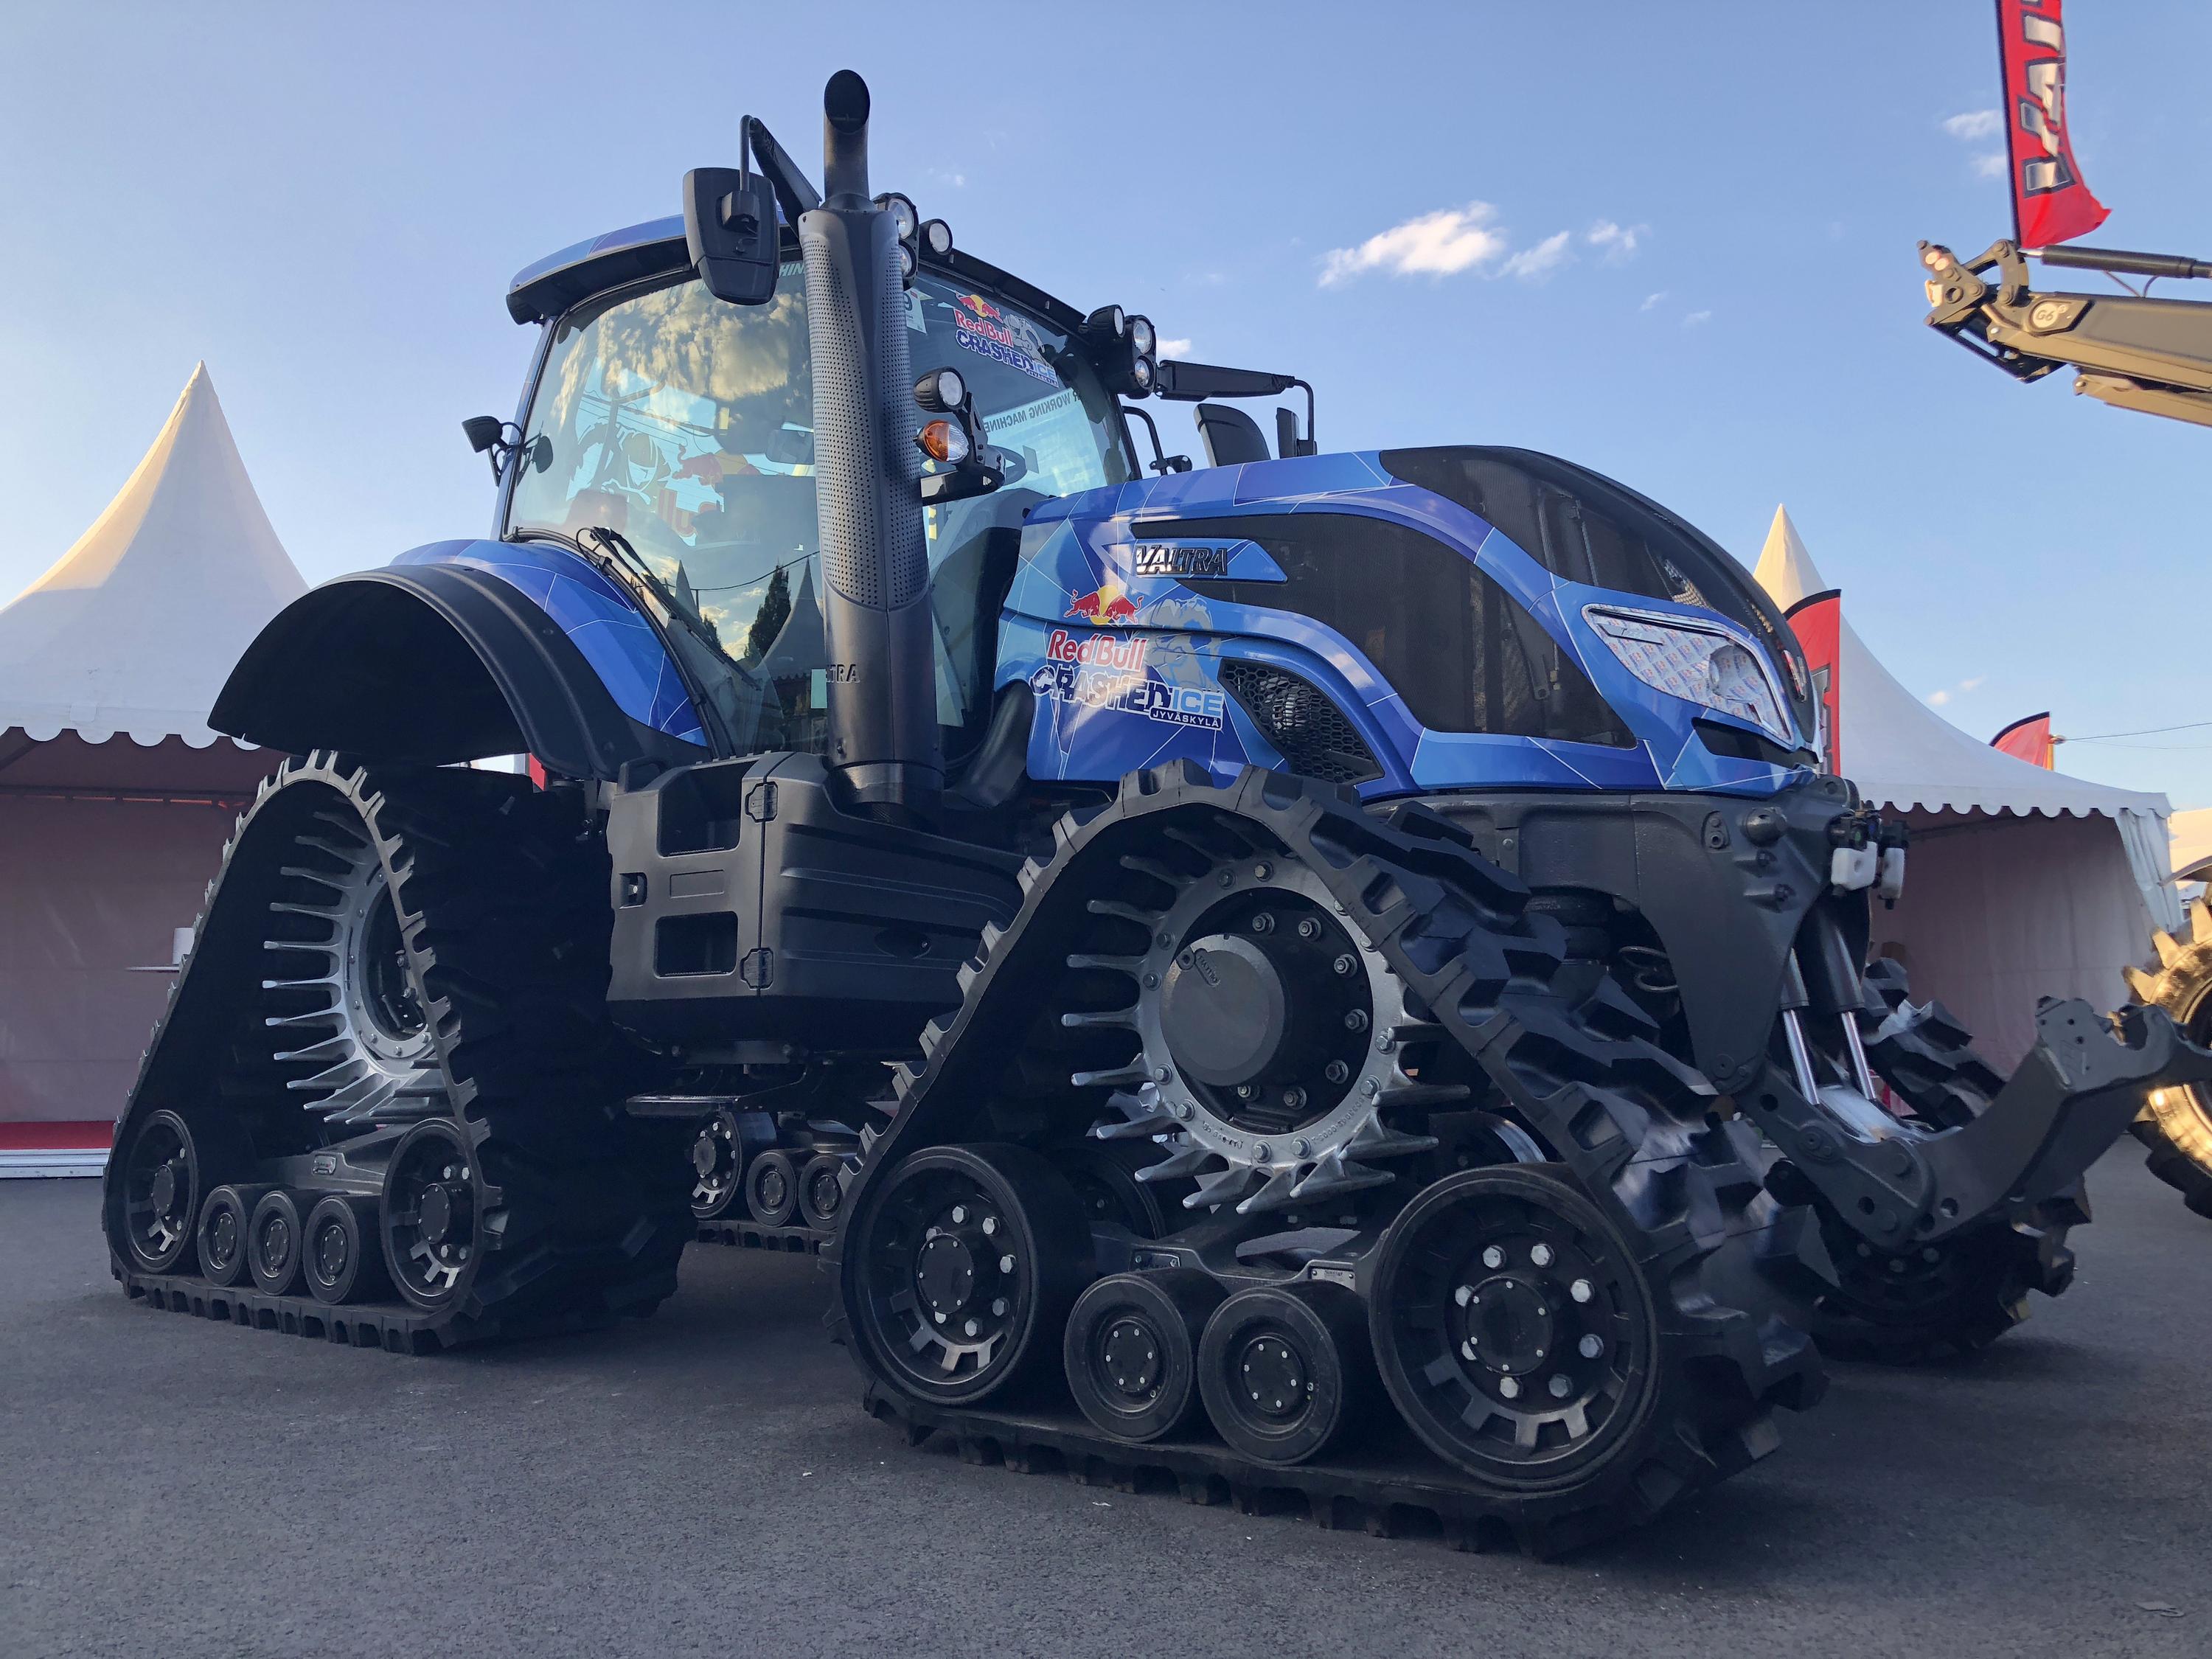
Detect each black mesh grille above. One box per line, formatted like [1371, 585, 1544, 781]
[802, 222, 878, 608]
[1219, 661, 1383, 785]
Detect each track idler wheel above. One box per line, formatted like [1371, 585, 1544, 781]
[116, 1108, 216, 1274]
[745, 1150, 801, 1228]
[689, 1110, 745, 1221]
[1064, 1268, 1222, 1442]
[246, 1190, 308, 1295]
[798, 1152, 849, 1231]
[848, 1143, 1091, 1407]
[1196, 1281, 1374, 1465]
[305, 1194, 391, 1305]
[195, 1183, 271, 1287]
[380, 1120, 481, 1310]
[1368, 1166, 1657, 1486]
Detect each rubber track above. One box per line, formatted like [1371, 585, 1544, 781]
[859, 1385, 1725, 1559]
[832, 764, 1826, 1550]
[105, 753, 692, 1347]
[694, 1220, 824, 1253]
[117, 1269, 627, 1354]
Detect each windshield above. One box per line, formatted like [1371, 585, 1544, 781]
[507, 264, 1132, 757]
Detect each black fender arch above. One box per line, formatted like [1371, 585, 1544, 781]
[209, 565, 705, 781]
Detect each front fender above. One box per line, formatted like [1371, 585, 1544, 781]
[211, 540, 706, 779]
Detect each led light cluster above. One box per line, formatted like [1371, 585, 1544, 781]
[1585, 608, 1792, 744]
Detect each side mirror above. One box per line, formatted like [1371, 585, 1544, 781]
[684, 167, 779, 305]
[462, 415, 513, 483]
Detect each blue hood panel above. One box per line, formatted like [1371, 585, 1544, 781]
[1002, 452, 1806, 801]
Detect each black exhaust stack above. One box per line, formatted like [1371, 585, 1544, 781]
[801, 70, 940, 821]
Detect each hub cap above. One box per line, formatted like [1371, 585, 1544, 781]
[383, 1127, 478, 1303]
[1091, 849, 1440, 1216]
[1100, 1317, 1163, 1401]
[1238, 1332, 1309, 1419]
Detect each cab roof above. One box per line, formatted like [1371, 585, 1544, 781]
[505, 212, 1091, 335]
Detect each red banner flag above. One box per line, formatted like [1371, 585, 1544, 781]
[1784, 590, 1843, 776]
[1990, 712, 2056, 768]
[1999, 0, 2108, 248]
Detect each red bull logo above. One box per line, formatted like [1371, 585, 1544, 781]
[1065, 581, 1138, 625]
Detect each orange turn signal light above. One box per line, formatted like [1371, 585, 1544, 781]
[916, 420, 970, 465]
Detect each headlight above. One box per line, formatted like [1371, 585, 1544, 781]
[1585, 607, 1793, 745]
[1128, 315, 1155, 356]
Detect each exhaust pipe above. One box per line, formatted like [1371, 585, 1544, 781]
[801, 70, 941, 820]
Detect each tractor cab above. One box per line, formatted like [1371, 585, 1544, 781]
[499, 223, 1139, 777]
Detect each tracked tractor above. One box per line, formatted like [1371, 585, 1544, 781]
[1919, 240, 2212, 1214]
[106, 73, 2208, 1551]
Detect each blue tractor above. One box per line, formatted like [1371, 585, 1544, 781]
[105, 74, 2207, 1551]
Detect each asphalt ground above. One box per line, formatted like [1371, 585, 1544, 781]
[4, 1147, 2207, 1659]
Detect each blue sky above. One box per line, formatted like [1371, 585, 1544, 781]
[3, 2, 2206, 801]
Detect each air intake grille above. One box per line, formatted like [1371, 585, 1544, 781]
[1219, 661, 1383, 785]
[801, 221, 878, 608]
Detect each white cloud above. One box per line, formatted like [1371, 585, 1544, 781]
[1944, 110, 2001, 141]
[1587, 220, 1646, 262]
[1500, 230, 1573, 282]
[1682, 309, 1712, 327]
[1319, 202, 1508, 286]
[1157, 338, 1194, 359]
[1972, 151, 2007, 179]
[1641, 290, 1667, 312]
[1927, 675, 1986, 709]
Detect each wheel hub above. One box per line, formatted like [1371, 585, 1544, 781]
[1100, 1316, 1162, 1399]
[1161, 935, 1289, 1086]
[1458, 1274, 1555, 1377]
[915, 1234, 979, 1321]
[420, 1181, 459, 1247]
[149, 1160, 180, 1218]
[1238, 1332, 1308, 1419]
[258, 1210, 292, 1262]
[692, 1134, 720, 1178]
[314, 1220, 349, 1279]
[207, 1208, 238, 1264]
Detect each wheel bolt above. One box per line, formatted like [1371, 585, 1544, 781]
[1237, 1083, 1257, 1100]
[933, 1311, 947, 1324]
[1175, 1104, 1194, 1121]
[1253, 863, 1271, 880]
[951, 1206, 967, 1224]
[1154, 1067, 1169, 1082]
[1256, 1145, 1271, 1164]
[1481, 1245, 1505, 1269]
[1281, 1087, 1305, 1111]
[1461, 1338, 1478, 1361]
[992, 1298, 1008, 1316]
[1498, 1377, 1520, 1399]
[1178, 951, 1194, 968]
[1332, 955, 1355, 976]
[964, 1319, 979, 1338]
[1569, 1278, 1593, 1303]
[1343, 1009, 1368, 1032]
[1325, 1060, 1349, 1084]
[1219, 872, 1234, 888]
[999, 1254, 1015, 1274]
[1454, 1284, 1474, 1307]
[981, 1217, 998, 1236]
[1579, 1333, 1603, 1358]
[1297, 917, 1321, 940]
[1548, 1374, 1573, 1399]
[1921, 1248, 1941, 1264]
[1293, 1138, 1311, 1158]
[1251, 913, 1275, 934]
[1529, 1243, 1554, 1267]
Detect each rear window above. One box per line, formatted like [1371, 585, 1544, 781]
[1161, 512, 1633, 748]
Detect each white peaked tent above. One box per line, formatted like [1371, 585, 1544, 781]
[1754, 507, 2174, 1069]
[0, 366, 307, 1167]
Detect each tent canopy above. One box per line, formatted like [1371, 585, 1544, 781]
[1753, 507, 2169, 821]
[1751, 507, 2173, 1066]
[0, 364, 306, 748]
